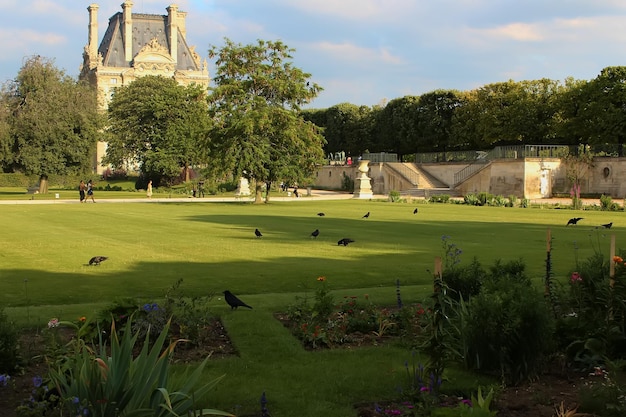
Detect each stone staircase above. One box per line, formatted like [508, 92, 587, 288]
[385, 163, 461, 197]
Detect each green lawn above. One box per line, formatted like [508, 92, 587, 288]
[0, 199, 622, 416]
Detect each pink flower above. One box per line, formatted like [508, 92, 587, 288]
[570, 272, 582, 283]
[48, 318, 59, 328]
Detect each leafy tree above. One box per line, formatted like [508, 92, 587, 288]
[322, 103, 374, 157]
[105, 75, 210, 184]
[578, 67, 626, 155]
[453, 80, 559, 149]
[207, 38, 326, 203]
[416, 89, 464, 157]
[374, 96, 421, 159]
[0, 55, 102, 191]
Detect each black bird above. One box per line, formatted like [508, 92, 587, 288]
[566, 217, 584, 226]
[337, 238, 355, 246]
[311, 229, 320, 238]
[413, 208, 418, 214]
[600, 222, 613, 229]
[255, 228, 263, 238]
[317, 212, 326, 217]
[88, 256, 108, 266]
[362, 212, 370, 218]
[223, 290, 253, 310]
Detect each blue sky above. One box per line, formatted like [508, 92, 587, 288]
[0, 0, 625, 108]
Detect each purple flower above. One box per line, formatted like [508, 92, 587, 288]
[461, 399, 472, 407]
[0, 374, 10, 386]
[32, 376, 43, 388]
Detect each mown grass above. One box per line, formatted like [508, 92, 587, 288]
[1, 198, 622, 416]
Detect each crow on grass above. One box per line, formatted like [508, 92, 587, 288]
[223, 290, 253, 310]
[88, 256, 108, 266]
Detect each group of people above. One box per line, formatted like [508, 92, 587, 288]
[279, 182, 299, 197]
[78, 179, 95, 203]
[79, 179, 153, 202]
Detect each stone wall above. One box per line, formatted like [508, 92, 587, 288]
[312, 157, 626, 199]
[314, 165, 357, 190]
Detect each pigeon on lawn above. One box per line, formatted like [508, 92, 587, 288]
[317, 212, 326, 217]
[311, 229, 320, 238]
[362, 212, 370, 219]
[255, 228, 263, 238]
[599, 222, 613, 229]
[337, 238, 355, 246]
[413, 208, 418, 214]
[566, 217, 584, 226]
[223, 290, 253, 310]
[88, 256, 108, 266]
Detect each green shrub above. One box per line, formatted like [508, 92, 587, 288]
[463, 193, 480, 206]
[558, 251, 626, 369]
[388, 190, 402, 202]
[429, 194, 450, 203]
[48, 318, 233, 417]
[0, 173, 38, 187]
[443, 257, 486, 301]
[477, 192, 494, 206]
[578, 368, 626, 417]
[600, 194, 621, 211]
[461, 260, 555, 384]
[506, 195, 518, 207]
[341, 173, 354, 193]
[491, 195, 507, 207]
[0, 307, 19, 373]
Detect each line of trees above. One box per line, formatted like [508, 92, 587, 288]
[2, 45, 626, 197]
[303, 67, 626, 160]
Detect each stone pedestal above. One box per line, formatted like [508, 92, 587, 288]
[235, 177, 250, 196]
[353, 160, 373, 199]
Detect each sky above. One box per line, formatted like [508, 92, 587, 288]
[0, 0, 625, 109]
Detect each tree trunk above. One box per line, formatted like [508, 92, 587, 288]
[254, 181, 263, 204]
[264, 180, 272, 203]
[38, 175, 49, 194]
[184, 164, 190, 182]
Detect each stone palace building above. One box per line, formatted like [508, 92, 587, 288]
[79, 2, 209, 174]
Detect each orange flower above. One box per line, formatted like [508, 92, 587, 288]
[79, 316, 86, 322]
[317, 276, 326, 282]
[613, 256, 624, 264]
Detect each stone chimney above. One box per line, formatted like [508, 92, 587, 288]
[167, 4, 178, 64]
[177, 9, 187, 39]
[87, 4, 99, 60]
[122, 1, 133, 62]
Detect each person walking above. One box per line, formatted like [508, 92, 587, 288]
[79, 180, 86, 203]
[87, 179, 96, 203]
[146, 180, 153, 198]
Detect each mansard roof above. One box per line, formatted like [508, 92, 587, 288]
[98, 12, 200, 71]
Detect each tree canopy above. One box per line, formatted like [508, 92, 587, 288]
[0, 55, 102, 188]
[207, 38, 326, 203]
[105, 75, 211, 184]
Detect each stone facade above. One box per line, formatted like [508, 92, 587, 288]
[80, 2, 209, 174]
[314, 157, 626, 199]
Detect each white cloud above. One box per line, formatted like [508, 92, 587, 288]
[312, 41, 403, 65]
[483, 22, 545, 42]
